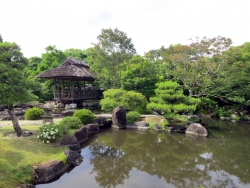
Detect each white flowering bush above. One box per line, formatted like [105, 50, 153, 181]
[37, 123, 60, 143]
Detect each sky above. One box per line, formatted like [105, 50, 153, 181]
[1, 0, 249, 58]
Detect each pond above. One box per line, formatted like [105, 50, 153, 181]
[37, 118, 250, 188]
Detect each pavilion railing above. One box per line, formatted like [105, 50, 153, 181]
[54, 90, 95, 100]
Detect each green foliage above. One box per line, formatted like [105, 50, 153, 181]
[56, 122, 69, 136]
[121, 55, 159, 98]
[172, 103, 196, 114]
[24, 107, 44, 120]
[207, 42, 250, 107]
[37, 124, 60, 143]
[149, 122, 156, 129]
[164, 113, 184, 120]
[58, 116, 82, 129]
[148, 81, 200, 116]
[38, 45, 66, 72]
[218, 107, 230, 117]
[100, 89, 147, 113]
[126, 111, 141, 124]
[38, 98, 45, 103]
[161, 120, 169, 130]
[0, 42, 38, 105]
[89, 28, 136, 89]
[73, 109, 95, 124]
[197, 97, 218, 114]
[168, 37, 232, 97]
[63, 48, 87, 60]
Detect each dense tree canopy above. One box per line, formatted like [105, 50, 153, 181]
[121, 55, 158, 98]
[88, 28, 136, 89]
[0, 42, 37, 136]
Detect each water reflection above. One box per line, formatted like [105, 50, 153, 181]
[37, 119, 250, 188]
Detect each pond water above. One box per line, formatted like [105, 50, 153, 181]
[37, 118, 250, 188]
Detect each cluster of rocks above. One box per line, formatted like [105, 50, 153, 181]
[33, 121, 102, 184]
[0, 108, 27, 120]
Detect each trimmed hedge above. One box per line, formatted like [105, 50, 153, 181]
[58, 116, 82, 129]
[126, 111, 141, 124]
[24, 107, 44, 120]
[73, 109, 94, 124]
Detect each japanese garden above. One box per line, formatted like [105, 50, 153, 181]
[0, 29, 250, 188]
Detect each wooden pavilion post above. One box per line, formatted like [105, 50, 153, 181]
[84, 81, 86, 98]
[53, 79, 56, 99]
[61, 80, 64, 98]
[71, 79, 74, 99]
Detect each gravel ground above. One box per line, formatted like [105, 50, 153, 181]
[0, 118, 63, 128]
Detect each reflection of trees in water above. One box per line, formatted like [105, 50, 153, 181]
[204, 118, 250, 185]
[89, 140, 132, 188]
[88, 125, 250, 188]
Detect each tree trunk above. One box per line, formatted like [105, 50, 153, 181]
[189, 89, 194, 97]
[7, 104, 23, 137]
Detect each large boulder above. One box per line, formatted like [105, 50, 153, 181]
[112, 106, 126, 129]
[60, 135, 78, 146]
[60, 136, 81, 152]
[84, 123, 100, 134]
[127, 121, 150, 131]
[74, 127, 88, 144]
[33, 160, 69, 184]
[64, 150, 83, 166]
[186, 123, 208, 137]
[61, 109, 76, 117]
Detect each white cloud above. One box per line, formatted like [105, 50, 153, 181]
[1, 0, 249, 57]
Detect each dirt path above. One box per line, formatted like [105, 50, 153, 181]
[0, 118, 63, 128]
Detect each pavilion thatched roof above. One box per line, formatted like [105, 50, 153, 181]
[35, 57, 95, 81]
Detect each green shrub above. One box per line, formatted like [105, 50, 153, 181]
[161, 120, 169, 130]
[37, 124, 60, 143]
[149, 122, 156, 129]
[100, 89, 147, 113]
[56, 123, 69, 136]
[218, 107, 230, 117]
[148, 81, 200, 116]
[24, 107, 44, 120]
[197, 97, 218, 113]
[38, 98, 45, 103]
[126, 111, 141, 124]
[58, 116, 82, 129]
[73, 109, 95, 124]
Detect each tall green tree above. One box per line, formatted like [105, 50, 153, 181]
[0, 42, 37, 136]
[38, 45, 66, 72]
[90, 28, 136, 89]
[25, 56, 42, 79]
[36, 45, 66, 100]
[144, 47, 173, 81]
[121, 55, 158, 98]
[168, 37, 232, 97]
[208, 42, 250, 107]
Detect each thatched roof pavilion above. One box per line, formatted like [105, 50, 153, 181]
[36, 57, 96, 104]
[35, 57, 95, 81]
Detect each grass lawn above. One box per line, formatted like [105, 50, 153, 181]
[0, 125, 67, 188]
